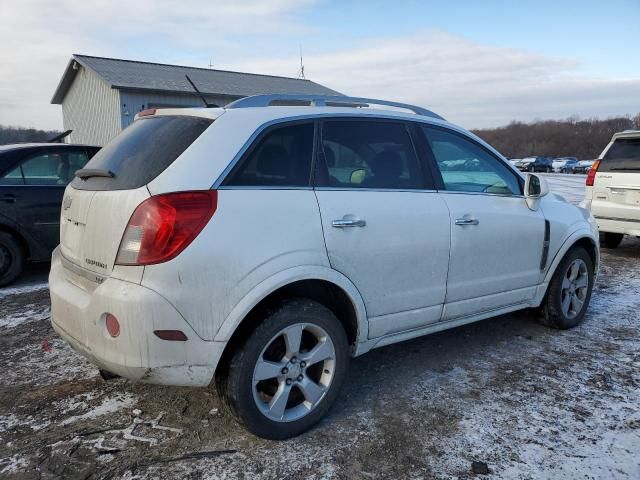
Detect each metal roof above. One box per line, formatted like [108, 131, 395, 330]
[51, 55, 341, 104]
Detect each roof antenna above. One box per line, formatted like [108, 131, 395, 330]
[185, 74, 219, 108]
[297, 45, 306, 79]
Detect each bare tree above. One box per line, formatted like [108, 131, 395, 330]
[472, 114, 639, 159]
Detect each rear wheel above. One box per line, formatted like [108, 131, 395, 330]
[539, 247, 594, 329]
[217, 299, 349, 439]
[0, 232, 24, 287]
[600, 232, 624, 249]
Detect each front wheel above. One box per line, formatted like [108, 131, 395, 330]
[217, 299, 349, 439]
[600, 232, 624, 249]
[539, 247, 594, 329]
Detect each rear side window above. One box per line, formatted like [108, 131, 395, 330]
[318, 120, 422, 189]
[223, 122, 314, 187]
[600, 138, 640, 172]
[71, 116, 213, 191]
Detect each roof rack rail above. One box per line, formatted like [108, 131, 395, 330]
[225, 94, 445, 120]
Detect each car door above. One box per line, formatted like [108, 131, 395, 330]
[12, 148, 91, 254]
[421, 125, 546, 320]
[314, 119, 451, 338]
[0, 153, 22, 226]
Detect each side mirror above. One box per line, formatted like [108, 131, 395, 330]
[524, 173, 549, 210]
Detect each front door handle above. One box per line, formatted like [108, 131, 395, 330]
[455, 217, 479, 226]
[332, 218, 366, 228]
[1, 194, 16, 204]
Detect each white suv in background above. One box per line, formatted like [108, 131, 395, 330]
[582, 130, 640, 248]
[49, 95, 599, 439]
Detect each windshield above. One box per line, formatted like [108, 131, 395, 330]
[71, 115, 213, 191]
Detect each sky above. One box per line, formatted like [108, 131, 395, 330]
[0, 0, 639, 130]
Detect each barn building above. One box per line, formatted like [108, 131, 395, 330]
[51, 54, 340, 145]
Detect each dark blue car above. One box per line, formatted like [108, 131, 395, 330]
[0, 143, 99, 286]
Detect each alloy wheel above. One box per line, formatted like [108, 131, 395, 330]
[252, 323, 336, 422]
[560, 259, 589, 319]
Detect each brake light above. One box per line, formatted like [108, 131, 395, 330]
[138, 108, 157, 117]
[116, 191, 217, 265]
[586, 160, 601, 187]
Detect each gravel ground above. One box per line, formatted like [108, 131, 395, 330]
[1, 175, 639, 479]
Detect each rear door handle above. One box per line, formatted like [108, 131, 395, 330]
[332, 218, 366, 228]
[1, 194, 16, 204]
[455, 217, 479, 226]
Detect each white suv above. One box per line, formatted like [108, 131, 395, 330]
[581, 130, 640, 248]
[49, 95, 599, 439]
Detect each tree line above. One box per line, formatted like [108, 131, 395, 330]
[472, 114, 640, 160]
[0, 125, 62, 145]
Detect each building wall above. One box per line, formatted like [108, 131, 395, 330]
[119, 92, 239, 129]
[61, 66, 121, 145]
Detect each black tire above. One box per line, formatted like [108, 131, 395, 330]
[539, 246, 594, 329]
[0, 232, 24, 287]
[546, 166, 551, 173]
[217, 299, 349, 439]
[528, 165, 535, 172]
[600, 232, 624, 249]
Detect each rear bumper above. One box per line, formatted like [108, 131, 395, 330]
[49, 248, 225, 386]
[594, 216, 640, 237]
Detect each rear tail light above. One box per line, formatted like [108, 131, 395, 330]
[116, 190, 217, 266]
[586, 160, 601, 187]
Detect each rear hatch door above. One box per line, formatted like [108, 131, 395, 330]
[59, 114, 214, 281]
[592, 137, 640, 221]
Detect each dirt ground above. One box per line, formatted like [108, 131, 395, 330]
[1, 177, 639, 479]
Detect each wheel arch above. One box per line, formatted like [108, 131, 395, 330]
[213, 267, 368, 380]
[534, 229, 599, 306]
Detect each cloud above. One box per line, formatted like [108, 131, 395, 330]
[0, 0, 315, 130]
[226, 31, 640, 129]
[0, 5, 637, 131]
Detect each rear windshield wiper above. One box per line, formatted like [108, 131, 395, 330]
[75, 168, 115, 179]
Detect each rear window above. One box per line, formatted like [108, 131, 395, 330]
[71, 115, 213, 191]
[600, 138, 640, 172]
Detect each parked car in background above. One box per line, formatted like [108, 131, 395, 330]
[516, 156, 553, 172]
[573, 160, 596, 174]
[49, 95, 599, 439]
[552, 157, 579, 173]
[0, 143, 99, 285]
[582, 130, 640, 248]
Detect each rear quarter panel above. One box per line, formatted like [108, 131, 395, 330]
[140, 189, 331, 340]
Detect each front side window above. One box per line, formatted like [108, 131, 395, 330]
[224, 122, 314, 187]
[424, 127, 521, 195]
[0, 165, 24, 185]
[319, 120, 422, 189]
